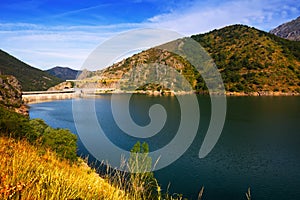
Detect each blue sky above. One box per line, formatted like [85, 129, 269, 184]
[0, 0, 299, 70]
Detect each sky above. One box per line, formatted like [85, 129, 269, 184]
[0, 0, 299, 70]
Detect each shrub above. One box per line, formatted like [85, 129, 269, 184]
[128, 141, 159, 199]
[0, 106, 78, 162]
[43, 127, 77, 162]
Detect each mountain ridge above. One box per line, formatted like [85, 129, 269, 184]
[0, 49, 62, 91]
[270, 16, 300, 41]
[78, 24, 300, 95]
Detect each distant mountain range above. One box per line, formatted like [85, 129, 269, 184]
[270, 16, 300, 41]
[45, 66, 82, 81]
[0, 50, 62, 91]
[81, 24, 300, 94]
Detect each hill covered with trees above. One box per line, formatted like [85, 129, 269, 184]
[0, 50, 62, 91]
[81, 25, 300, 95]
[192, 25, 300, 94]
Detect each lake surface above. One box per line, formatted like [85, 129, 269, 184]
[29, 95, 300, 200]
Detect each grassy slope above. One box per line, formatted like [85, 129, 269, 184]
[0, 137, 128, 200]
[0, 50, 62, 91]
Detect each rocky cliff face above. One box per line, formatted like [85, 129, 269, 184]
[270, 16, 300, 41]
[0, 74, 28, 115]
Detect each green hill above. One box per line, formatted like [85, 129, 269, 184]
[84, 25, 300, 95]
[192, 25, 300, 93]
[0, 49, 62, 91]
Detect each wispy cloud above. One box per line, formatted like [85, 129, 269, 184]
[146, 0, 300, 35]
[0, 22, 145, 69]
[51, 3, 113, 19]
[0, 0, 299, 70]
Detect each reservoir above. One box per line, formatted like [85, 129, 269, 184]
[29, 95, 300, 200]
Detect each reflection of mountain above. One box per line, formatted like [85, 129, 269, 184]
[45, 66, 82, 80]
[80, 25, 300, 95]
[0, 49, 62, 91]
[270, 16, 300, 41]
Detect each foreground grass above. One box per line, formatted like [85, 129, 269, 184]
[0, 136, 129, 200]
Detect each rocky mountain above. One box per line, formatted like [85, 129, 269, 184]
[0, 49, 62, 91]
[81, 25, 300, 95]
[0, 74, 28, 115]
[45, 66, 82, 80]
[270, 16, 300, 41]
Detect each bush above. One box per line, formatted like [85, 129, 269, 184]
[0, 106, 78, 162]
[43, 127, 77, 162]
[128, 141, 159, 199]
[0, 106, 32, 140]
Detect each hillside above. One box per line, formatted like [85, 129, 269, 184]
[0, 75, 22, 108]
[81, 48, 200, 93]
[0, 74, 28, 115]
[45, 66, 82, 80]
[0, 76, 127, 199]
[192, 25, 300, 94]
[0, 50, 62, 91]
[0, 137, 128, 200]
[80, 25, 300, 95]
[270, 16, 300, 41]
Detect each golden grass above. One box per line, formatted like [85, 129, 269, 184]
[0, 136, 252, 200]
[0, 136, 130, 200]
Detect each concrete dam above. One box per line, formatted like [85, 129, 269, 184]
[22, 89, 80, 104]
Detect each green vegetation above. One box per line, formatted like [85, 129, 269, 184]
[192, 25, 300, 93]
[0, 106, 77, 162]
[128, 141, 159, 199]
[0, 49, 62, 91]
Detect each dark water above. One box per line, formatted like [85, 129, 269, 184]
[29, 95, 300, 200]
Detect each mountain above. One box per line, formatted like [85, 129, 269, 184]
[80, 25, 300, 95]
[0, 49, 62, 91]
[192, 25, 300, 94]
[270, 16, 300, 41]
[45, 66, 82, 80]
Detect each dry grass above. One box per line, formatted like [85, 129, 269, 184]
[0, 136, 252, 200]
[0, 136, 129, 200]
[0, 136, 187, 200]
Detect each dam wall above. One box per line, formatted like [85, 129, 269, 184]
[22, 92, 80, 104]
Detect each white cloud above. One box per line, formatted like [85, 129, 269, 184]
[0, 23, 144, 70]
[146, 0, 300, 35]
[0, 0, 299, 70]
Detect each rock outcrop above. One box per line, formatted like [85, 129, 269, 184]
[47, 81, 74, 91]
[0, 74, 28, 115]
[270, 16, 300, 41]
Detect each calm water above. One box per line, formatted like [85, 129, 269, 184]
[29, 95, 300, 200]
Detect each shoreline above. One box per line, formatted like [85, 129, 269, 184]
[22, 91, 300, 105]
[225, 91, 300, 96]
[22, 90, 300, 105]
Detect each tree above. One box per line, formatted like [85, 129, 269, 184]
[128, 141, 159, 199]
